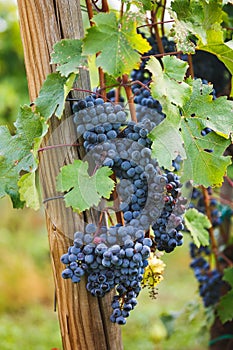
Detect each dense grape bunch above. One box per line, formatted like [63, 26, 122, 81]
[189, 243, 223, 307]
[61, 223, 152, 324]
[60, 96, 187, 325]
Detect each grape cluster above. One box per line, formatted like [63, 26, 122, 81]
[189, 243, 223, 307]
[61, 96, 187, 324]
[189, 187, 222, 228]
[73, 100, 186, 252]
[61, 223, 152, 324]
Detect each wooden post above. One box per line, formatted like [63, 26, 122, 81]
[17, 1, 123, 349]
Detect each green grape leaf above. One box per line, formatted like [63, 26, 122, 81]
[56, 160, 115, 212]
[0, 106, 46, 208]
[124, 0, 156, 11]
[169, 13, 196, 54]
[149, 75, 232, 185]
[197, 40, 233, 96]
[35, 72, 75, 119]
[171, 0, 224, 45]
[147, 56, 191, 113]
[82, 12, 151, 77]
[18, 172, 40, 210]
[0, 153, 24, 208]
[183, 79, 233, 136]
[217, 267, 233, 323]
[184, 208, 211, 247]
[51, 39, 86, 77]
[180, 117, 231, 186]
[147, 56, 190, 167]
[149, 114, 186, 170]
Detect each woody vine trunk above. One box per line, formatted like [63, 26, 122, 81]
[17, 1, 123, 349]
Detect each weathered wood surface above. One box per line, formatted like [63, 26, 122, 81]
[17, 1, 123, 349]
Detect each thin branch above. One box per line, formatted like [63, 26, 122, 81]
[161, 0, 167, 36]
[38, 143, 81, 152]
[151, 11, 164, 54]
[142, 50, 182, 59]
[111, 173, 124, 226]
[43, 195, 64, 204]
[225, 175, 233, 188]
[85, 0, 95, 25]
[201, 186, 220, 269]
[122, 74, 137, 123]
[137, 19, 175, 29]
[98, 67, 107, 101]
[187, 54, 194, 78]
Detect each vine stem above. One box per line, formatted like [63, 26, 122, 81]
[110, 173, 124, 225]
[122, 74, 137, 123]
[225, 175, 233, 188]
[137, 19, 175, 29]
[187, 54, 194, 78]
[85, 0, 95, 25]
[161, 0, 167, 37]
[151, 11, 164, 54]
[201, 186, 220, 270]
[38, 143, 81, 152]
[218, 253, 233, 268]
[141, 50, 182, 59]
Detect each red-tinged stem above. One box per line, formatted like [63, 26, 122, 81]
[38, 143, 81, 152]
[128, 79, 151, 91]
[115, 87, 120, 103]
[43, 195, 64, 204]
[201, 186, 220, 269]
[122, 74, 137, 123]
[85, 0, 95, 26]
[187, 54, 194, 78]
[225, 176, 233, 188]
[101, 0, 109, 12]
[137, 19, 175, 29]
[98, 67, 107, 101]
[111, 173, 124, 225]
[142, 50, 182, 59]
[120, 0, 124, 19]
[161, 0, 167, 37]
[218, 252, 233, 268]
[151, 11, 164, 54]
[106, 210, 115, 226]
[72, 87, 96, 94]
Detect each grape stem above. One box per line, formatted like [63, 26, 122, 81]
[151, 10, 164, 54]
[43, 195, 64, 204]
[141, 50, 182, 59]
[187, 54, 194, 79]
[161, 0, 167, 37]
[137, 19, 175, 29]
[225, 176, 233, 188]
[201, 186, 220, 270]
[122, 74, 137, 123]
[38, 143, 81, 152]
[111, 173, 124, 225]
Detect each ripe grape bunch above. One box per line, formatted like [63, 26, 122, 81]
[189, 243, 223, 307]
[60, 96, 187, 325]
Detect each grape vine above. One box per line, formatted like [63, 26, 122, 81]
[1, 0, 233, 347]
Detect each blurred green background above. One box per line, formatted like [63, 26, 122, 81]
[0, 1, 210, 349]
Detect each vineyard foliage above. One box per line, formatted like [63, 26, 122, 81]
[1, 0, 233, 330]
